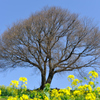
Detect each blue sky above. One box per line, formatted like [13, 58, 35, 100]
[0, 0, 100, 90]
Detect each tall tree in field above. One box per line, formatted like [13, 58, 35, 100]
[0, 7, 100, 89]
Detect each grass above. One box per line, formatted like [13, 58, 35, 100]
[0, 96, 8, 100]
[0, 98, 7, 100]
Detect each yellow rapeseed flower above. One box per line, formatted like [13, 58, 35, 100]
[83, 84, 92, 92]
[51, 89, 59, 97]
[21, 94, 29, 100]
[97, 87, 100, 92]
[19, 77, 27, 82]
[88, 70, 98, 78]
[59, 89, 70, 95]
[73, 90, 81, 96]
[44, 95, 49, 100]
[88, 81, 94, 85]
[21, 84, 27, 89]
[78, 85, 85, 94]
[33, 98, 40, 100]
[25, 82, 27, 84]
[85, 93, 96, 100]
[71, 79, 80, 86]
[89, 76, 92, 79]
[67, 75, 74, 81]
[7, 96, 13, 100]
[10, 80, 19, 88]
[7, 96, 18, 100]
[0, 90, 1, 95]
[66, 86, 71, 90]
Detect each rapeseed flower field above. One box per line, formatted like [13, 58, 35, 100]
[0, 70, 100, 100]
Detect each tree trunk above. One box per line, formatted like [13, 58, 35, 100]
[46, 71, 54, 85]
[40, 74, 46, 90]
[40, 71, 54, 90]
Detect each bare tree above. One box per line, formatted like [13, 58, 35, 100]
[0, 7, 100, 89]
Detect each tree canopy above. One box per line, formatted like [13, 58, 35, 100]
[0, 7, 100, 89]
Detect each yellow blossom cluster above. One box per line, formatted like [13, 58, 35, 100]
[0, 90, 1, 95]
[67, 75, 74, 81]
[96, 87, 100, 94]
[0, 70, 100, 100]
[71, 79, 80, 87]
[88, 70, 98, 78]
[20, 94, 29, 100]
[10, 80, 19, 88]
[73, 90, 81, 96]
[85, 93, 96, 100]
[88, 81, 94, 85]
[7, 96, 18, 100]
[19, 77, 27, 82]
[9, 77, 27, 90]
